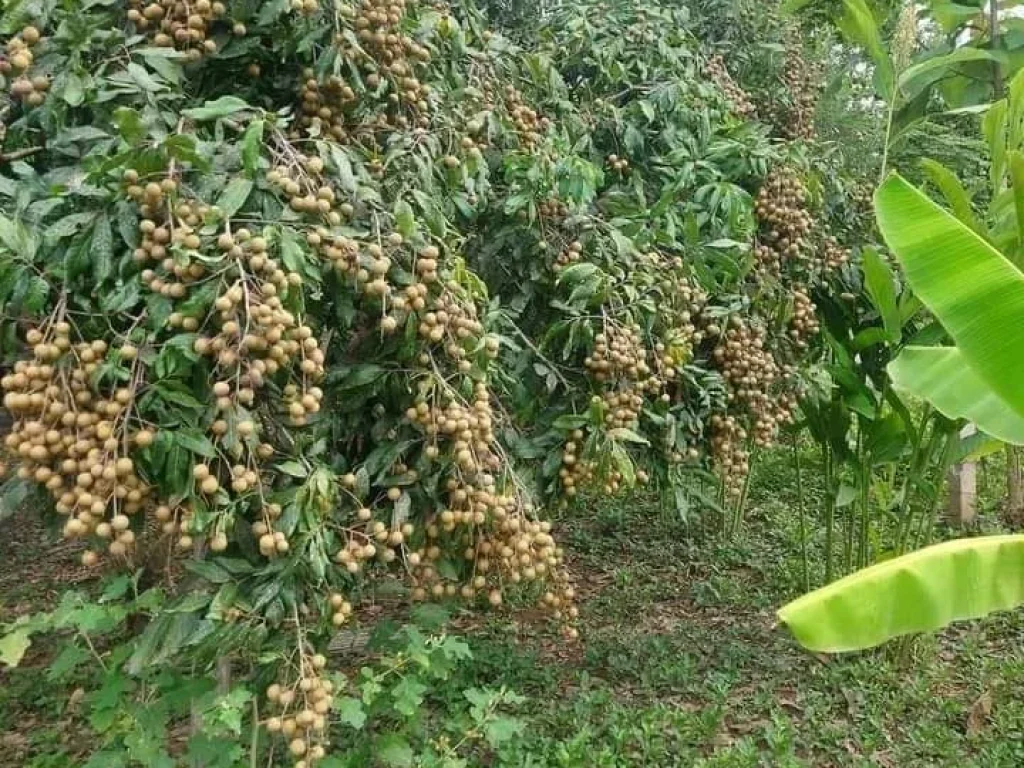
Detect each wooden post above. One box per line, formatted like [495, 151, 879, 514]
[948, 424, 977, 525]
[1006, 445, 1023, 528]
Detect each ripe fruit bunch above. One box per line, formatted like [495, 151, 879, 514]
[788, 286, 820, 350]
[126, 172, 211, 299]
[266, 152, 347, 225]
[817, 234, 850, 272]
[126, 0, 236, 60]
[399, 378, 577, 625]
[710, 412, 748, 499]
[502, 83, 550, 146]
[2, 25, 49, 108]
[704, 54, 755, 119]
[293, 72, 358, 143]
[753, 167, 814, 276]
[558, 429, 595, 498]
[264, 651, 335, 767]
[777, 49, 824, 141]
[538, 198, 569, 223]
[554, 239, 584, 271]
[333, 0, 434, 131]
[606, 154, 629, 173]
[711, 315, 796, 450]
[1, 320, 155, 563]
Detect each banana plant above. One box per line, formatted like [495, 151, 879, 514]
[779, 172, 1024, 652]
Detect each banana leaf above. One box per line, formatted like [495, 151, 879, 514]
[875, 175, 1024, 419]
[888, 347, 1024, 445]
[778, 535, 1024, 653]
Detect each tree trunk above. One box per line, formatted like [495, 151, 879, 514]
[1006, 446, 1024, 528]
[991, 0, 1004, 98]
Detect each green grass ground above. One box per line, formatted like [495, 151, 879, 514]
[457, 448, 1024, 767]
[2, 447, 1024, 766]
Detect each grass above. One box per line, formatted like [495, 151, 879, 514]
[454, 447, 1024, 767]
[2, 446, 1024, 766]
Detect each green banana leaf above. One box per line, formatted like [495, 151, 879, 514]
[888, 347, 1024, 445]
[875, 175, 1024, 419]
[899, 48, 1007, 102]
[777, 535, 1024, 653]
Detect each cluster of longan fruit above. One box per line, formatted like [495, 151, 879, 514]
[558, 429, 595, 498]
[264, 654, 334, 768]
[1, 322, 156, 563]
[408, 481, 578, 633]
[817, 235, 849, 272]
[776, 50, 823, 141]
[554, 239, 584, 271]
[334, 0, 433, 130]
[289, 0, 320, 15]
[788, 287, 820, 350]
[753, 168, 814, 275]
[710, 413, 749, 499]
[658, 272, 708, 352]
[126, 0, 237, 61]
[538, 198, 569, 222]
[126, 173, 213, 299]
[414, 289, 488, 368]
[503, 84, 550, 146]
[704, 54, 755, 119]
[334, 514, 411, 572]
[266, 155, 346, 224]
[712, 317, 793, 447]
[3, 26, 49, 107]
[584, 326, 649, 384]
[293, 73, 356, 142]
[406, 383, 500, 475]
[192, 274, 326, 428]
[607, 154, 630, 173]
[246, 503, 291, 557]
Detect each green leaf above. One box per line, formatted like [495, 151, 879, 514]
[778, 535, 1024, 652]
[0, 628, 32, 667]
[838, 0, 893, 99]
[216, 178, 254, 220]
[875, 174, 1024, 420]
[485, 715, 525, 748]
[889, 347, 1024, 445]
[62, 70, 86, 106]
[860, 248, 901, 343]
[48, 642, 90, 682]
[394, 200, 415, 239]
[919, 158, 986, 238]
[607, 427, 650, 446]
[376, 735, 414, 767]
[242, 120, 264, 177]
[1011, 151, 1024, 249]
[391, 675, 427, 716]
[899, 48, 1006, 102]
[126, 62, 165, 93]
[336, 697, 367, 729]
[983, 100, 1008, 189]
[183, 96, 252, 122]
[175, 429, 217, 458]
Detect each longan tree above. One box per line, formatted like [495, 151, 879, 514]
[0, 0, 852, 762]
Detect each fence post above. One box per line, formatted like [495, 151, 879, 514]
[948, 424, 977, 525]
